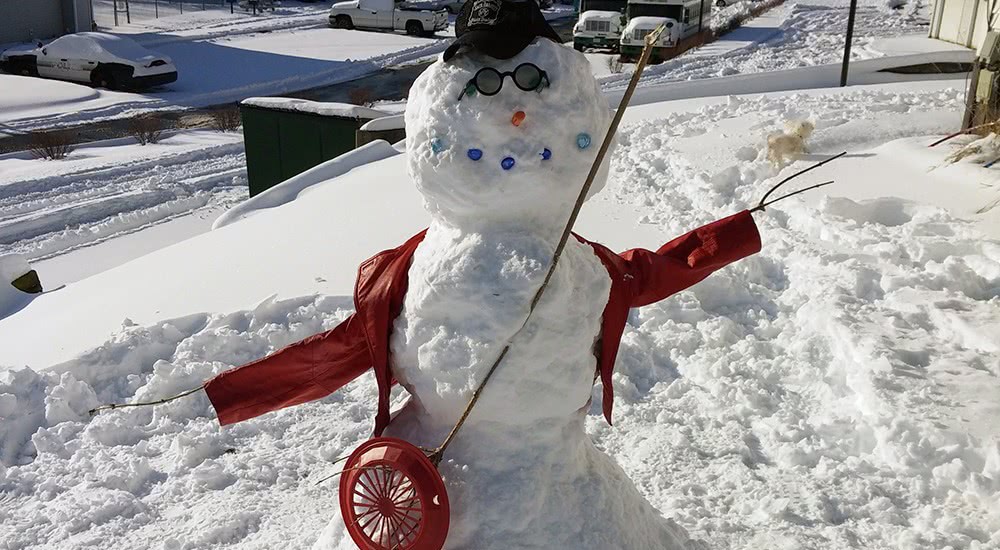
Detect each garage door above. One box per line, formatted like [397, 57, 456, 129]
[0, 0, 64, 44]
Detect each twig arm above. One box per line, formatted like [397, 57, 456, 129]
[89, 384, 206, 416]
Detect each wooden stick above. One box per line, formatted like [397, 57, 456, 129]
[750, 181, 834, 212]
[429, 25, 670, 464]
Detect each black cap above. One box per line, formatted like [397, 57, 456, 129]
[443, 0, 562, 62]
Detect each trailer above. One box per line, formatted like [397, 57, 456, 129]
[618, 0, 710, 61]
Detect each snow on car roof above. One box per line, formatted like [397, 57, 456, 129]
[44, 32, 167, 65]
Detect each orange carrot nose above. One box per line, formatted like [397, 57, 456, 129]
[511, 111, 526, 127]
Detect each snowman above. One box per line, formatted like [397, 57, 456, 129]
[203, 1, 762, 547]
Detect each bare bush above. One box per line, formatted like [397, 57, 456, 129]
[27, 131, 75, 160]
[348, 87, 375, 106]
[607, 55, 624, 74]
[211, 109, 242, 132]
[127, 116, 164, 145]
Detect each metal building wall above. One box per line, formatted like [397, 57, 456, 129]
[0, 0, 91, 44]
[0, 0, 65, 44]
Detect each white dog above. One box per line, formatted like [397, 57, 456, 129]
[766, 120, 815, 169]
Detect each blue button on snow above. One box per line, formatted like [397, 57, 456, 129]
[467, 148, 483, 161]
[501, 157, 515, 170]
[431, 138, 444, 154]
[540, 148, 552, 160]
[576, 133, 591, 150]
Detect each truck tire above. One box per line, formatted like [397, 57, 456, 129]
[716, 0, 727, 6]
[573, 42, 585, 52]
[405, 20, 423, 35]
[333, 15, 354, 29]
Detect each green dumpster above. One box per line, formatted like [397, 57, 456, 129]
[240, 98, 390, 196]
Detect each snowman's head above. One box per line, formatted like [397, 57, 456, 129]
[405, 38, 612, 228]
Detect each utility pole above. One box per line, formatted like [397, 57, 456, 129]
[839, 0, 858, 87]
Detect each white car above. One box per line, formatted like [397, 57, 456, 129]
[0, 32, 177, 91]
[329, 0, 448, 36]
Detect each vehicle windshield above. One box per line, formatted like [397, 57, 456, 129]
[626, 3, 681, 19]
[581, 0, 625, 11]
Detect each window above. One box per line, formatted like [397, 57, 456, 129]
[683, 8, 690, 23]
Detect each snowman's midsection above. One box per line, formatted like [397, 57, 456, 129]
[388, 227, 612, 430]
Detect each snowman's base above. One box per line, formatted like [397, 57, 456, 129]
[314, 417, 700, 550]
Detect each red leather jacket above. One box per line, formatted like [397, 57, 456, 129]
[205, 210, 761, 434]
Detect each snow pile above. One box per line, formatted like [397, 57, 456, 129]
[213, 140, 399, 229]
[0, 254, 33, 319]
[240, 98, 390, 120]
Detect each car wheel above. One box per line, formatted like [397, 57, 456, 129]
[574, 43, 585, 52]
[716, 0, 727, 6]
[405, 20, 423, 35]
[333, 15, 354, 29]
[91, 68, 118, 90]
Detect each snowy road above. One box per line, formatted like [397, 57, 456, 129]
[0, 131, 246, 285]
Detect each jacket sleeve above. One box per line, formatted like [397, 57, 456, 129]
[622, 210, 762, 307]
[204, 313, 371, 425]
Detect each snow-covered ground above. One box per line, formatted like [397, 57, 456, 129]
[2, 70, 999, 548]
[1, 1, 574, 132]
[0, 28, 445, 132]
[593, 0, 933, 86]
[2, 1, 998, 548]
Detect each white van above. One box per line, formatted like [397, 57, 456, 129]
[573, 10, 626, 52]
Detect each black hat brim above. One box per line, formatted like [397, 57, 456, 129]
[443, 26, 562, 62]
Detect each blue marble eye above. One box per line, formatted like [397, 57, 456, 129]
[501, 156, 515, 170]
[467, 148, 483, 161]
[540, 148, 552, 160]
[576, 133, 591, 150]
[430, 138, 444, 154]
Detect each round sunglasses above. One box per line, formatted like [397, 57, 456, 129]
[457, 63, 550, 100]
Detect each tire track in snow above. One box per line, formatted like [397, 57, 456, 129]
[0, 143, 246, 259]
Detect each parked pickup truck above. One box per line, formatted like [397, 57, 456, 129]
[329, 0, 448, 36]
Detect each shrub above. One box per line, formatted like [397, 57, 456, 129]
[211, 109, 242, 132]
[607, 55, 624, 74]
[127, 116, 164, 145]
[27, 131, 75, 160]
[348, 87, 375, 106]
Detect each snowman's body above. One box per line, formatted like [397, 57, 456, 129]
[316, 37, 693, 549]
[382, 224, 690, 549]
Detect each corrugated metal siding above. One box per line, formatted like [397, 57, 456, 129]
[0, 0, 66, 44]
